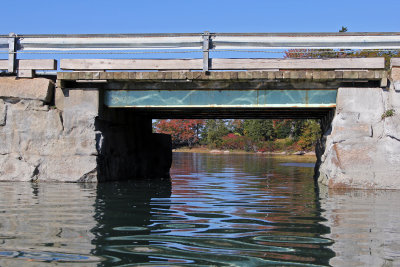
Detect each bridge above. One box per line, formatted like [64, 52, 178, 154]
[0, 32, 399, 189]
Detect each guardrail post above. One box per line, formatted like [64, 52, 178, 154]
[202, 31, 210, 72]
[8, 32, 17, 74]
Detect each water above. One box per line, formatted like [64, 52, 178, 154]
[0, 152, 399, 266]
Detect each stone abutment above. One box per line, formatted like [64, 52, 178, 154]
[315, 64, 400, 189]
[0, 77, 171, 182]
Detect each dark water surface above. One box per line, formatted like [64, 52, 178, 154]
[0, 152, 399, 266]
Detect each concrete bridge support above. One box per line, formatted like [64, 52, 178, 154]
[0, 77, 171, 182]
[316, 65, 400, 189]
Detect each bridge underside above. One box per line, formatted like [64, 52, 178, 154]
[104, 87, 336, 119]
[58, 70, 385, 120]
[111, 108, 333, 119]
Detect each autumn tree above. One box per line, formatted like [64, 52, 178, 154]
[155, 119, 205, 148]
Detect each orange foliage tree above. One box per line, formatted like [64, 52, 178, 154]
[155, 119, 205, 148]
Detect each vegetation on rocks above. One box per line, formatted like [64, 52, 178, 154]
[381, 109, 395, 120]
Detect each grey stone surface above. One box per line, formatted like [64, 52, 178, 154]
[0, 84, 101, 182]
[0, 153, 36, 181]
[0, 99, 6, 126]
[317, 87, 400, 189]
[0, 81, 172, 182]
[0, 77, 54, 103]
[54, 86, 66, 111]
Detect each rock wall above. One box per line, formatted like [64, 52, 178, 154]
[316, 86, 400, 189]
[0, 77, 172, 182]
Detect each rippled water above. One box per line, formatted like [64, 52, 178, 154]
[0, 152, 399, 266]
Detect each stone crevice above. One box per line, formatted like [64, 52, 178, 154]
[30, 163, 40, 181]
[58, 111, 64, 132]
[0, 97, 21, 105]
[387, 134, 400, 142]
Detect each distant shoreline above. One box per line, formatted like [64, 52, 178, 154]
[173, 147, 316, 157]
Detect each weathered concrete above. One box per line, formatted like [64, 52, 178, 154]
[316, 86, 400, 189]
[0, 78, 172, 182]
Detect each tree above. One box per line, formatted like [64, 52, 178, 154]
[202, 119, 229, 147]
[296, 120, 321, 151]
[229, 119, 245, 136]
[155, 119, 205, 148]
[243, 120, 275, 142]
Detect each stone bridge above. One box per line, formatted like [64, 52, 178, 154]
[0, 32, 400, 189]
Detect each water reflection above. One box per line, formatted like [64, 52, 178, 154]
[319, 186, 400, 266]
[163, 153, 333, 266]
[0, 183, 99, 266]
[0, 153, 398, 266]
[92, 179, 172, 265]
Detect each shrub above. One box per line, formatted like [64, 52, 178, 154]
[294, 120, 321, 151]
[381, 109, 395, 120]
[219, 133, 249, 150]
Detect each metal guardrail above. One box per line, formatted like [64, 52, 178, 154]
[2, 32, 400, 51]
[1, 31, 400, 75]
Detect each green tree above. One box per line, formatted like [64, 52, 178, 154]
[296, 120, 321, 151]
[243, 120, 275, 142]
[273, 120, 293, 139]
[203, 119, 229, 147]
[229, 119, 245, 136]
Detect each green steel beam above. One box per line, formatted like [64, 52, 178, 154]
[104, 89, 337, 108]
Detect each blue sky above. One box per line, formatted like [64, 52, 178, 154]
[1, 0, 399, 34]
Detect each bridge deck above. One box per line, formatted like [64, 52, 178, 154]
[57, 69, 386, 119]
[57, 69, 387, 82]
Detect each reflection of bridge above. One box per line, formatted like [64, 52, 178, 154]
[0, 32, 400, 188]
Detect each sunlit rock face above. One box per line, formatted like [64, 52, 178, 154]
[0, 77, 172, 182]
[0, 78, 98, 182]
[316, 86, 400, 189]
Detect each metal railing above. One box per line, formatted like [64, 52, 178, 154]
[1, 31, 400, 74]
